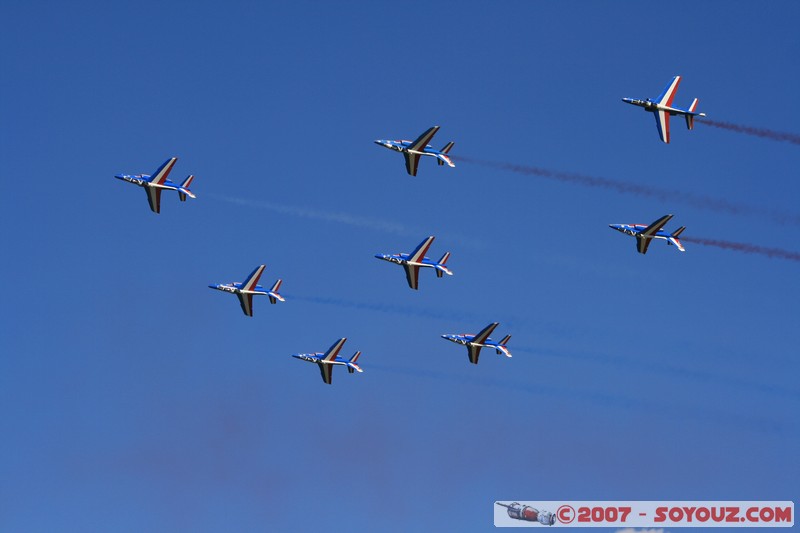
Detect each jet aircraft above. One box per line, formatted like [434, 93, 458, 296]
[375, 236, 452, 290]
[114, 157, 196, 213]
[622, 76, 706, 143]
[292, 338, 363, 385]
[374, 126, 455, 176]
[609, 214, 686, 254]
[441, 322, 512, 365]
[208, 265, 284, 316]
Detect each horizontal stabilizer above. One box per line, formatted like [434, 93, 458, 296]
[268, 279, 285, 304]
[436, 154, 455, 167]
[437, 142, 455, 166]
[668, 237, 686, 252]
[496, 334, 512, 357]
[178, 174, 196, 201]
[346, 352, 363, 374]
[671, 226, 686, 238]
[435, 252, 452, 278]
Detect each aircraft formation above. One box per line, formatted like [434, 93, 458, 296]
[115, 76, 704, 384]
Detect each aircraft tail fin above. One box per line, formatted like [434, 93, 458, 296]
[435, 252, 452, 278]
[668, 226, 686, 252]
[437, 142, 455, 166]
[268, 279, 285, 304]
[178, 174, 196, 201]
[346, 351, 363, 374]
[496, 335, 512, 357]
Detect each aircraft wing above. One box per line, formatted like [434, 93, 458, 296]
[656, 76, 681, 107]
[149, 157, 177, 186]
[653, 110, 671, 143]
[408, 126, 440, 153]
[403, 152, 420, 176]
[472, 322, 499, 345]
[409, 236, 435, 263]
[323, 338, 347, 362]
[467, 344, 482, 365]
[317, 362, 333, 384]
[237, 293, 254, 316]
[145, 187, 162, 213]
[403, 264, 421, 290]
[241, 265, 266, 292]
[636, 214, 673, 254]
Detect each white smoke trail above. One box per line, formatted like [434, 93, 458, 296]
[207, 193, 486, 250]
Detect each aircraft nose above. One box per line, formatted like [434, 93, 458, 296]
[208, 284, 217, 289]
[374, 253, 384, 260]
[114, 174, 125, 180]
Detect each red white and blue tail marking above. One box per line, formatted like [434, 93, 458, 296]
[178, 175, 196, 201]
[435, 251, 452, 278]
[268, 279, 285, 304]
[496, 334, 512, 357]
[346, 351, 363, 374]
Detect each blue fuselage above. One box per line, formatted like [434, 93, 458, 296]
[374, 253, 438, 266]
[608, 223, 671, 239]
[114, 173, 180, 190]
[373, 140, 445, 157]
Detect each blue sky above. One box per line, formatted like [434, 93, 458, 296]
[1, 2, 798, 531]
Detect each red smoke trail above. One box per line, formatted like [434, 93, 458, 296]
[696, 119, 800, 146]
[454, 156, 800, 226]
[682, 236, 800, 261]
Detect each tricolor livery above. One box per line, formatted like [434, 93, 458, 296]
[292, 338, 364, 385]
[441, 322, 512, 365]
[622, 76, 706, 143]
[208, 265, 285, 317]
[609, 214, 686, 255]
[114, 157, 196, 213]
[375, 236, 452, 290]
[374, 126, 455, 176]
